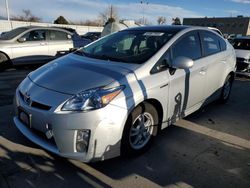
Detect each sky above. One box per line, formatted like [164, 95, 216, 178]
[0, 0, 250, 24]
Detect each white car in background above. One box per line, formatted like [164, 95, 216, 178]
[0, 26, 91, 70]
[233, 36, 250, 76]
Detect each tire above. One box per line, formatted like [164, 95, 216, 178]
[121, 102, 159, 156]
[219, 74, 233, 103]
[0, 53, 10, 71]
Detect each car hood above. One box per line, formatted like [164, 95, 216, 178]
[29, 53, 138, 95]
[235, 49, 250, 59]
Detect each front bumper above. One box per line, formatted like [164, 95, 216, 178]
[13, 79, 128, 162]
[236, 58, 250, 72]
[236, 60, 250, 77]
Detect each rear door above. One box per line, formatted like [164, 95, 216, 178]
[48, 29, 73, 58]
[200, 31, 227, 98]
[12, 29, 49, 64]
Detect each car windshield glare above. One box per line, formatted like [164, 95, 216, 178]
[0, 27, 28, 40]
[233, 39, 250, 50]
[79, 30, 177, 64]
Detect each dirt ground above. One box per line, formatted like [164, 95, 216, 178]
[0, 66, 250, 188]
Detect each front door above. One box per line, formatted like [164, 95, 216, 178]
[167, 31, 207, 121]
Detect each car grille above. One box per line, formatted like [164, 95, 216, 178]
[19, 91, 51, 111]
[236, 57, 246, 63]
[18, 92, 57, 149]
[236, 62, 249, 71]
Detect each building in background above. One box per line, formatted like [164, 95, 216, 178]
[183, 16, 250, 37]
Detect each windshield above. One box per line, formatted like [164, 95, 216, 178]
[0, 27, 28, 40]
[233, 39, 250, 50]
[78, 30, 177, 64]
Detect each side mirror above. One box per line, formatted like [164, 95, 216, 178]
[17, 37, 26, 43]
[172, 56, 194, 69]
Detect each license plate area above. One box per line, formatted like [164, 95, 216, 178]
[18, 107, 31, 128]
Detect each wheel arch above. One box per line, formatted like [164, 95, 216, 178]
[144, 98, 164, 132]
[228, 71, 235, 81]
[126, 98, 164, 136]
[0, 51, 12, 64]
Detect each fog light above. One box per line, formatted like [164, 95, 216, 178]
[76, 130, 90, 153]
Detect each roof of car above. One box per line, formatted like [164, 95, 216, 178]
[125, 25, 190, 32]
[15, 26, 73, 33]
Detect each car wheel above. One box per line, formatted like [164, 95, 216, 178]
[0, 53, 10, 71]
[121, 102, 158, 156]
[219, 74, 233, 103]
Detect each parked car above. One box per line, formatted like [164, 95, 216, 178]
[52, 27, 92, 45]
[13, 25, 236, 162]
[232, 36, 250, 76]
[0, 26, 91, 70]
[0, 31, 7, 36]
[81, 32, 101, 41]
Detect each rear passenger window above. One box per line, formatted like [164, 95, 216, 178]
[219, 38, 227, 51]
[49, 30, 68, 41]
[201, 31, 220, 56]
[172, 33, 202, 60]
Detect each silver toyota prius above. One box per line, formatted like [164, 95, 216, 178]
[13, 26, 236, 162]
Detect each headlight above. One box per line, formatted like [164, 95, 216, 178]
[61, 86, 125, 111]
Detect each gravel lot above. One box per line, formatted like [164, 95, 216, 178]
[0, 66, 250, 188]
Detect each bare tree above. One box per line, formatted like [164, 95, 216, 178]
[157, 16, 166, 25]
[12, 9, 41, 22]
[99, 5, 119, 25]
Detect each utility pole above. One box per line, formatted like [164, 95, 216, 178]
[110, 5, 113, 19]
[140, 1, 149, 25]
[5, 0, 10, 21]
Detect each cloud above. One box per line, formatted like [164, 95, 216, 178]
[117, 2, 202, 23]
[0, 0, 202, 24]
[0, 6, 7, 18]
[231, 0, 250, 4]
[224, 9, 240, 14]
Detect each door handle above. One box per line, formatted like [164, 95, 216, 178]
[221, 60, 226, 64]
[199, 68, 207, 75]
[40, 42, 46, 46]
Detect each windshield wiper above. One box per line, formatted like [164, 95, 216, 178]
[74, 51, 127, 63]
[74, 50, 88, 57]
[99, 55, 126, 63]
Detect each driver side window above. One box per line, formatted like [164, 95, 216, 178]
[22, 30, 46, 41]
[150, 50, 171, 74]
[172, 33, 202, 61]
